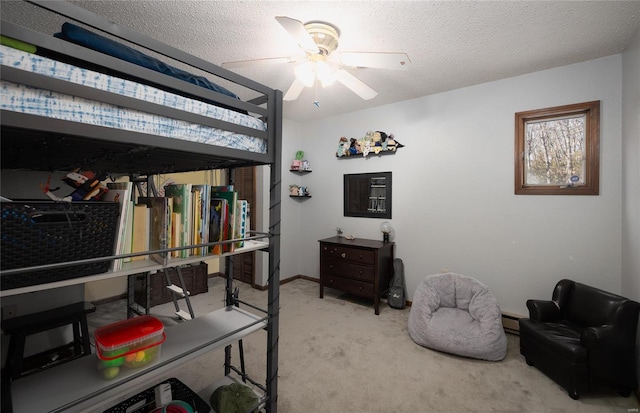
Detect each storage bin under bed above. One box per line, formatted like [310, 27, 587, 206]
[0, 200, 119, 290]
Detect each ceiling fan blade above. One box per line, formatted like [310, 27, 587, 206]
[276, 16, 319, 54]
[222, 57, 297, 70]
[334, 69, 377, 100]
[339, 52, 411, 70]
[283, 78, 306, 101]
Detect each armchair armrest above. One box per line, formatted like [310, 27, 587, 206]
[581, 325, 615, 348]
[526, 299, 560, 322]
[582, 300, 640, 349]
[581, 323, 636, 387]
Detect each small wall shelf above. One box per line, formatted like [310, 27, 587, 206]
[290, 155, 311, 199]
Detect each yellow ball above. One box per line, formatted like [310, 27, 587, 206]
[103, 366, 120, 379]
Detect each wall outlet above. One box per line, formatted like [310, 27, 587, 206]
[2, 304, 17, 320]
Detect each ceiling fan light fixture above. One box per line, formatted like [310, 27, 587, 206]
[304, 21, 340, 56]
[226, 16, 405, 103]
[315, 61, 336, 86]
[294, 60, 336, 88]
[294, 61, 316, 87]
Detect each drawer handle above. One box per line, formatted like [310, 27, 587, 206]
[341, 253, 346, 258]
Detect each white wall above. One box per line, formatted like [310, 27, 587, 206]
[622, 27, 640, 305]
[621, 25, 640, 391]
[279, 55, 624, 316]
[278, 120, 306, 281]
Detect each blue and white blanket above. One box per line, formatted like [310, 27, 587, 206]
[0, 45, 267, 153]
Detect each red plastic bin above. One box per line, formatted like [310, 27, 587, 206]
[94, 315, 166, 380]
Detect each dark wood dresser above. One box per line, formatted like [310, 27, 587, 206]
[319, 236, 395, 315]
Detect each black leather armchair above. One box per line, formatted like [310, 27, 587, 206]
[519, 279, 640, 400]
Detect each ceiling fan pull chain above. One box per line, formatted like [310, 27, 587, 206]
[313, 79, 320, 108]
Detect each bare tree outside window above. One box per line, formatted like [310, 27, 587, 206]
[515, 101, 600, 195]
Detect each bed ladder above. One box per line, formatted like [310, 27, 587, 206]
[164, 266, 195, 321]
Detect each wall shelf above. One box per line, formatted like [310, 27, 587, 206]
[289, 156, 311, 199]
[337, 143, 404, 158]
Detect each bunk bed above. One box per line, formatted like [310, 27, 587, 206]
[0, 1, 283, 412]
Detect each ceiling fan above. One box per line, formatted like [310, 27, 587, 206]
[221, 16, 411, 102]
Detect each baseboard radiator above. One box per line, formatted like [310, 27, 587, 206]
[502, 311, 523, 335]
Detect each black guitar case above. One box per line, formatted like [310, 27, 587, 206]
[388, 258, 406, 309]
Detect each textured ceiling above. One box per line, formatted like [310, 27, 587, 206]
[3, 1, 640, 122]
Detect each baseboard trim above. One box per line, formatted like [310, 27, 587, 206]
[210, 272, 319, 291]
[91, 292, 127, 306]
[293, 275, 413, 307]
[93, 274, 409, 306]
[294, 275, 319, 284]
[502, 311, 524, 335]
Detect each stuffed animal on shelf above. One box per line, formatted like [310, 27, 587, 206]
[349, 138, 360, 155]
[358, 131, 373, 157]
[386, 136, 398, 151]
[381, 137, 389, 151]
[336, 131, 403, 157]
[372, 132, 383, 154]
[361, 139, 372, 157]
[291, 150, 304, 169]
[40, 169, 108, 202]
[337, 136, 349, 157]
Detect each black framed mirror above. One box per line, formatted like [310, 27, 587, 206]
[343, 171, 392, 219]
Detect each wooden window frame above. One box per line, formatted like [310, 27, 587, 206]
[343, 171, 392, 219]
[514, 100, 600, 195]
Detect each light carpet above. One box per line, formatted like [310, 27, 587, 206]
[88, 277, 640, 413]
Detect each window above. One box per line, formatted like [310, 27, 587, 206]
[515, 101, 600, 195]
[344, 172, 392, 219]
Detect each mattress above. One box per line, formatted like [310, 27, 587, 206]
[0, 45, 267, 153]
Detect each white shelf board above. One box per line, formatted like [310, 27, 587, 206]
[0, 240, 269, 298]
[10, 306, 267, 413]
[164, 240, 269, 268]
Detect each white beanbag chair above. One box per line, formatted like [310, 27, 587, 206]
[408, 272, 507, 361]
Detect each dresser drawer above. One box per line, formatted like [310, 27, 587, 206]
[323, 274, 374, 297]
[323, 259, 375, 283]
[321, 244, 375, 265]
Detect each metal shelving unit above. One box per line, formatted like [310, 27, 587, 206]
[10, 306, 268, 412]
[0, 1, 283, 411]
